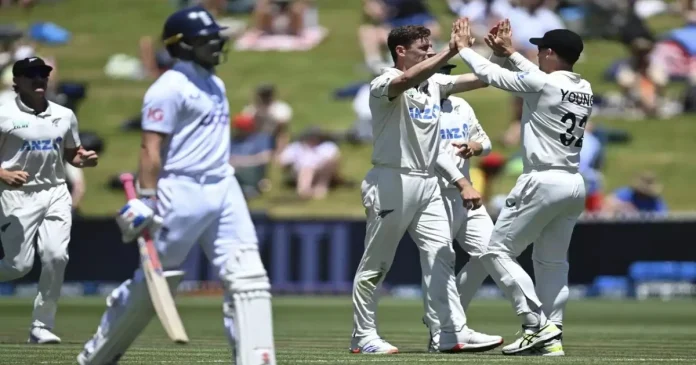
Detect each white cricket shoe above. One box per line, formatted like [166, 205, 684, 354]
[27, 326, 61, 344]
[509, 338, 565, 356]
[76, 348, 122, 365]
[502, 322, 562, 355]
[350, 337, 399, 354]
[428, 327, 504, 353]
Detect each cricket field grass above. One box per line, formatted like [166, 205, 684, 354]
[0, 296, 694, 364]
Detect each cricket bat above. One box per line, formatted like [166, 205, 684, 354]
[120, 173, 189, 344]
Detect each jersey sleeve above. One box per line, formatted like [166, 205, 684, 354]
[141, 81, 181, 134]
[458, 48, 547, 96]
[431, 73, 458, 97]
[369, 71, 399, 103]
[435, 143, 465, 184]
[465, 105, 492, 155]
[64, 111, 81, 148]
[507, 52, 540, 73]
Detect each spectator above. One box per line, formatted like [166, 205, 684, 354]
[603, 172, 668, 215]
[448, 0, 513, 41]
[615, 37, 669, 118]
[0, 0, 35, 8]
[0, 67, 14, 105]
[278, 127, 341, 200]
[358, 0, 440, 73]
[578, 122, 605, 212]
[477, 151, 506, 204]
[242, 84, 293, 155]
[508, 0, 565, 56]
[229, 114, 274, 198]
[253, 0, 310, 36]
[502, 0, 566, 147]
[138, 36, 176, 79]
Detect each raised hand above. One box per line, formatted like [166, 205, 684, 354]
[453, 17, 475, 51]
[485, 18, 515, 57]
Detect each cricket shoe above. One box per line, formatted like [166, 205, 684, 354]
[428, 327, 504, 353]
[350, 337, 398, 354]
[522, 338, 565, 356]
[77, 351, 120, 365]
[501, 322, 562, 355]
[27, 326, 61, 344]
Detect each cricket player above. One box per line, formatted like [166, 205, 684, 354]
[453, 18, 591, 355]
[424, 63, 498, 352]
[78, 6, 276, 365]
[351, 24, 503, 355]
[0, 57, 98, 344]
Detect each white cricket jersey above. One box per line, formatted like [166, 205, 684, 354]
[369, 67, 457, 174]
[437, 95, 491, 190]
[460, 49, 594, 172]
[0, 97, 80, 187]
[141, 61, 233, 179]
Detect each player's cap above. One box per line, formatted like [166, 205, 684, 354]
[437, 64, 457, 75]
[529, 29, 583, 64]
[12, 57, 53, 77]
[162, 5, 227, 46]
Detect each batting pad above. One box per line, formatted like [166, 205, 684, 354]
[79, 271, 184, 365]
[222, 244, 276, 365]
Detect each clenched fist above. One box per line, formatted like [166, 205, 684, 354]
[76, 149, 99, 167]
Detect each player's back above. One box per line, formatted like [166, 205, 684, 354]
[142, 61, 232, 179]
[521, 71, 593, 172]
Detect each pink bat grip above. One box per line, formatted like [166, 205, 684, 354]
[119, 173, 138, 200]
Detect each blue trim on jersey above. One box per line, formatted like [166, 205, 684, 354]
[171, 61, 223, 99]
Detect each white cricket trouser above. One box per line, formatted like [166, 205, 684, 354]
[0, 183, 72, 329]
[353, 167, 464, 340]
[425, 188, 493, 333]
[84, 174, 259, 355]
[481, 168, 585, 326]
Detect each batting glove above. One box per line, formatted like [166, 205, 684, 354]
[116, 198, 156, 243]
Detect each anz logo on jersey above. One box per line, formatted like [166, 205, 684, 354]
[19, 137, 63, 152]
[408, 104, 440, 120]
[440, 124, 469, 140]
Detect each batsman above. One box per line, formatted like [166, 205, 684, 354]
[78, 6, 276, 365]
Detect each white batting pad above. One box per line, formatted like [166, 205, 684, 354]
[78, 271, 184, 365]
[222, 244, 276, 365]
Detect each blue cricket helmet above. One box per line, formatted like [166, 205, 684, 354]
[162, 5, 228, 67]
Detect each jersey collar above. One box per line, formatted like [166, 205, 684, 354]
[15, 96, 52, 117]
[553, 70, 582, 81]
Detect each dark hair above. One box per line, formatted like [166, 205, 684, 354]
[387, 25, 431, 62]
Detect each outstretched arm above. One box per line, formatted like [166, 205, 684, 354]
[485, 18, 539, 72]
[383, 48, 459, 99]
[446, 73, 489, 94]
[459, 48, 546, 94]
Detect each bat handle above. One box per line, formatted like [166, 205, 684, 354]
[120, 173, 138, 200]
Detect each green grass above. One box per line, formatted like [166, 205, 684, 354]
[0, 297, 695, 364]
[2, 1, 695, 217]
